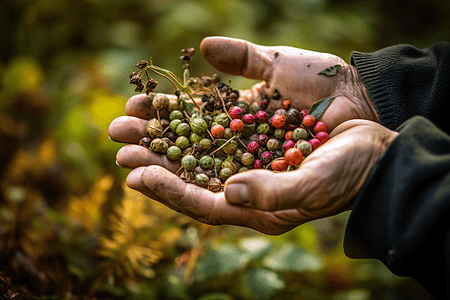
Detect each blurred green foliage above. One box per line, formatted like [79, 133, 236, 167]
[0, 0, 448, 299]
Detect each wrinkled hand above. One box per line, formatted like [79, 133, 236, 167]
[110, 111, 398, 234]
[200, 37, 379, 130]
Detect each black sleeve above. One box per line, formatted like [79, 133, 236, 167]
[351, 42, 450, 133]
[344, 116, 450, 299]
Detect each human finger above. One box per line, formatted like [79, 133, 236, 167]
[140, 165, 302, 235]
[200, 36, 275, 80]
[108, 116, 147, 144]
[116, 144, 180, 173]
[125, 93, 177, 119]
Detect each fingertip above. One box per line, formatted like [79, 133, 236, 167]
[126, 167, 146, 190]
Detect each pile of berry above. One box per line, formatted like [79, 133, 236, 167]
[138, 87, 329, 192]
[128, 50, 331, 192]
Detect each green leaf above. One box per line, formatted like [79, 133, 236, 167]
[193, 244, 250, 282]
[318, 64, 342, 76]
[308, 96, 336, 120]
[238, 237, 273, 261]
[262, 243, 324, 273]
[241, 268, 285, 300]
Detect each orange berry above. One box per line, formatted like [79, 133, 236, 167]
[272, 158, 288, 171]
[284, 148, 303, 166]
[302, 115, 315, 127]
[211, 124, 225, 138]
[285, 130, 294, 140]
[271, 114, 286, 128]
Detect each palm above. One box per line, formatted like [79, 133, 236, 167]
[200, 37, 379, 130]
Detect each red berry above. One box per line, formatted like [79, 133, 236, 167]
[260, 151, 273, 165]
[228, 106, 243, 119]
[211, 124, 225, 138]
[230, 119, 244, 132]
[285, 130, 294, 140]
[302, 115, 315, 127]
[284, 148, 303, 166]
[282, 139, 295, 152]
[300, 109, 309, 118]
[271, 158, 288, 171]
[315, 131, 329, 144]
[313, 121, 328, 133]
[309, 138, 322, 150]
[271, 114, 286, 128]
[255, 110, 268, 123]
[242, 113, 256, 124]
[253, 159, 264, 169]
[261, 98, 270, 109]
[247, 141, 259, 154]
[257, 134, 269, 147]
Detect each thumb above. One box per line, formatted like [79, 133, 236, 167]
[223, 168, 312, 211]
[200, 36, 274, 80]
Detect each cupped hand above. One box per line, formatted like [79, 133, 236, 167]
[200, 36, 379, 130]
[111, 117, 398, 235]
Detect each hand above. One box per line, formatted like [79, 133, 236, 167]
[200, 37, 379, 130]
[112, 117, 398, 235]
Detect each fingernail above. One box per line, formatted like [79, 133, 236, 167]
[116, 160, 122, 167]
[225, 183, 250, 204]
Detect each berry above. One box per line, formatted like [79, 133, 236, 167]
[282, 139, 296, 152]
[211, 124, 225, 138]
[274, 128, 286, 140]
[282, 99, 291, 109]
[261, 97, 270, 109]
[228, 106, 243, 119]
[285, 130, 294, 141]
[293, 128, 308, 141]
[195, 173, 209, 188]
[253, 159, 264, 169]
[190, 118, 208, 134]
[300, 109, 309, 118]
[175, 136, 190, 149]
[315, 131, 329, 144]
[284, 148, 303, 166]
[286, 108, 302, 125]
[146, 118, 163, 138]
[220, 168, 234, 181]
[271, 114, 286, 128]
[241, 152, 255, 166]
[247, 141, 259, 154]
[309, 138, 322, 150]
[257, 134, 269, 147]
[266, 138, 280, 151]
[176, 122, 190, 136]
[296, 141, 312, 156]
[256, 123, 270, 134]
[199, 155, 214, 169]
[242, 113, 256, 124]
[260, 151, 273, 165]
[181, 155, 197, 171]
[271, 158, 288, 171]
[302, 115, 315, 127]
[255, 111, 268, 123]
[167, 146, 182, 160]
[169, 110, 184, 121]
[230, 119, 244, 132]
[313, 121, 328, 133]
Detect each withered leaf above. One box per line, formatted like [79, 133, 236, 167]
[318, 64, 342, 76]
[309, 96, 336, 120]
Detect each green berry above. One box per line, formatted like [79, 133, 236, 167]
[293, 128, 308, 141]
[181, 155, 197, 171]
[195, 173, 209, 188]
[176, 122, 190, 136]
[146, 118, 163, 139]
[274, 128, 286, 140]
[214, 113, 230, 127]
[296, 140, 313, 156]
[199, 155, 214, 169]
[199, 138, 212, 150]
[267, 138, 280, 151]
[189, 132, 204, 143]
[219, 167, 234, 181]
[190, 118, 208, 134]
[222, 139, 238, 155]
[150, 138, 168, 153]
[170, 110, 184, 121]
[170, 119, 182, 132]
[241, 152, 255, 166]
[166, 146, 182, 160]
[239, 166, 250, 172]
[222, 161, 237, 173]
[175, 136, 190, 149]
[214, 158, 223, 171]
[257, 123, 270, 134]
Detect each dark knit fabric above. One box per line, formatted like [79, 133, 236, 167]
[351, 42, 450, 133]
[345, 43, 450, 299]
